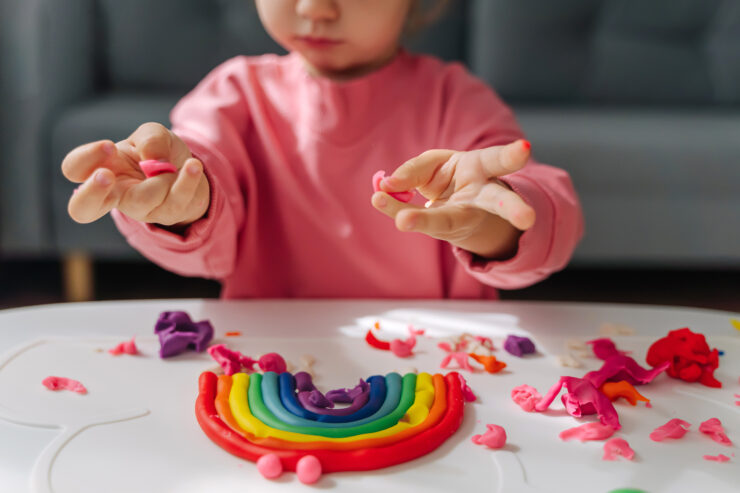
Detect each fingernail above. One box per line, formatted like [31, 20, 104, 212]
[102, 142, 116, 155]
[95, 170, 111, 186]
[187, 162, 201, 176]
[521, 140, 531, 151]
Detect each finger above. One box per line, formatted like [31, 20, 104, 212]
[473, 182, 536, 230]
[61, 140, 128, 183]
[67, 168, 117, 223]
[127, 122, 174, 162]
[380, 149, 458, 197]
[395, 205, 482, 241]
[146, 158, 206, 224]
[117, 174, 175, 221]
[371, 191, 420, 220]
[468, 139, 530, 179]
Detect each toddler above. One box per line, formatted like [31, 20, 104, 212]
[61, 0, 584, 299]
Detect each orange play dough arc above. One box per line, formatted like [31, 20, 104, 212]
[599, 380, 649, 405]
[214, 373, 448, 451]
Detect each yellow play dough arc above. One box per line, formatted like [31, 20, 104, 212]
[229, 372, 435, 442]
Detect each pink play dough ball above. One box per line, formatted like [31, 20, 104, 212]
[256, 453, 283, 479]
[296, 455, 322, 484]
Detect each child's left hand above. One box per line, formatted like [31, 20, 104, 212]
[371, 140, 536, 260]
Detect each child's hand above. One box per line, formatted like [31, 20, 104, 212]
[61, 123, 210, 227]
[371, 140, 535, 259]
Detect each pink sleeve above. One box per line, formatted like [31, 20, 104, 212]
[438, 65, 584, 289]
[111, 57, 252, 280]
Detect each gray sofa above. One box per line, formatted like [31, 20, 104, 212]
[3, 0, 739, 275]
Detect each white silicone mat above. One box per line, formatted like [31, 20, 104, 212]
[0, 299, 737, 493]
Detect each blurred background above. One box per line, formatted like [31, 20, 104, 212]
[1, 0, 738, 311]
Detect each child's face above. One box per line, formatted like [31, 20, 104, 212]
[255, 0, 414, 79]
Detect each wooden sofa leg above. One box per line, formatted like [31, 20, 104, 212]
[63, 251, 94, 302]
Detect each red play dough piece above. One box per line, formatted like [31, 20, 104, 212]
[42, 376, 87, 394]
[703, 454, 731, 462]
[365, 329, 391, 351]
[195, 371, 465, 473]
[139, 160, 177, 178]
[649, 418, 691, 441]
[646, 327, 722, 388]
[372, 171, 415, 203]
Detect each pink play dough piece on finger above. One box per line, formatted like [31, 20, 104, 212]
[472, 424, 507, 449]
[372, 170, 415, 203]
[699, 418, 732, 445]
[602, 438, 635, 461]
[42, 376, 87, 394]
[649, 418, 691, 441]
[559, 422, 616, 442]
[139, 160, 177, 178]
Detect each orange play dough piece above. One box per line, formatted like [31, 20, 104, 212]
[469, 354, 507, 373]
[214, 373, 448, 451]
[599, 380, 649, 405]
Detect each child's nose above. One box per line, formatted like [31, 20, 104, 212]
[296, 0, 339, 22]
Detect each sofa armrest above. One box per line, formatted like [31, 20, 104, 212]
[1, 0, 96, 254]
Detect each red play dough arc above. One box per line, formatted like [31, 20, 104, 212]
[195, 371, 465, 473]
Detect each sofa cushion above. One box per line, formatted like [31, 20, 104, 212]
[470, 0, 740, 104]
[515, 106, 740, 264]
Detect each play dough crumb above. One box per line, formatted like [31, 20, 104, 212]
[256, 454, 283, 479]
[472, 424, 507, 449]
[650, 418, 691, 441]
[296, 455, 322, 484]
[225, 331, 242, 337]
[602, 438, 635, 461]
[557, 353, 583, 368]
[42, 376, 87, 394]
[560, 422, 616, 442]
[703, 454, 731, 462]
[108, 337, 138, 356]
[699, 418, 731, 445]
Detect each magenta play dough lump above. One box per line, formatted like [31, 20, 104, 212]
[296, 455, 322, 484]
[138, 159, 177, 177]
[257, 453, 284, 479]
[511, 384, 542, 412]
[42, 376, 87, 394]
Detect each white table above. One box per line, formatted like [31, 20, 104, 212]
[0, 299, 738, 493]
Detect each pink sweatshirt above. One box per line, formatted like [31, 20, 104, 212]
[112, 51, 583, 299]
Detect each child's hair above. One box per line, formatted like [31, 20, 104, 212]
[407, 0, 451, 34]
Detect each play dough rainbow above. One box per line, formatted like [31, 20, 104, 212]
[195, 370, 467, 473]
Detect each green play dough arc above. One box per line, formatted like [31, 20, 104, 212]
[247, 372, 418, 438]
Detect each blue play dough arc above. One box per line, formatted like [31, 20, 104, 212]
[262, 372, 388, 428]
[279, 372, 403, 424]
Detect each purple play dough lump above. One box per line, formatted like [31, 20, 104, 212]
[154, 311, 214, 358]
[504, 335, 536, 357]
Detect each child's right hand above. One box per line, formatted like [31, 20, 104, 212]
[61, 122, 210, 227]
